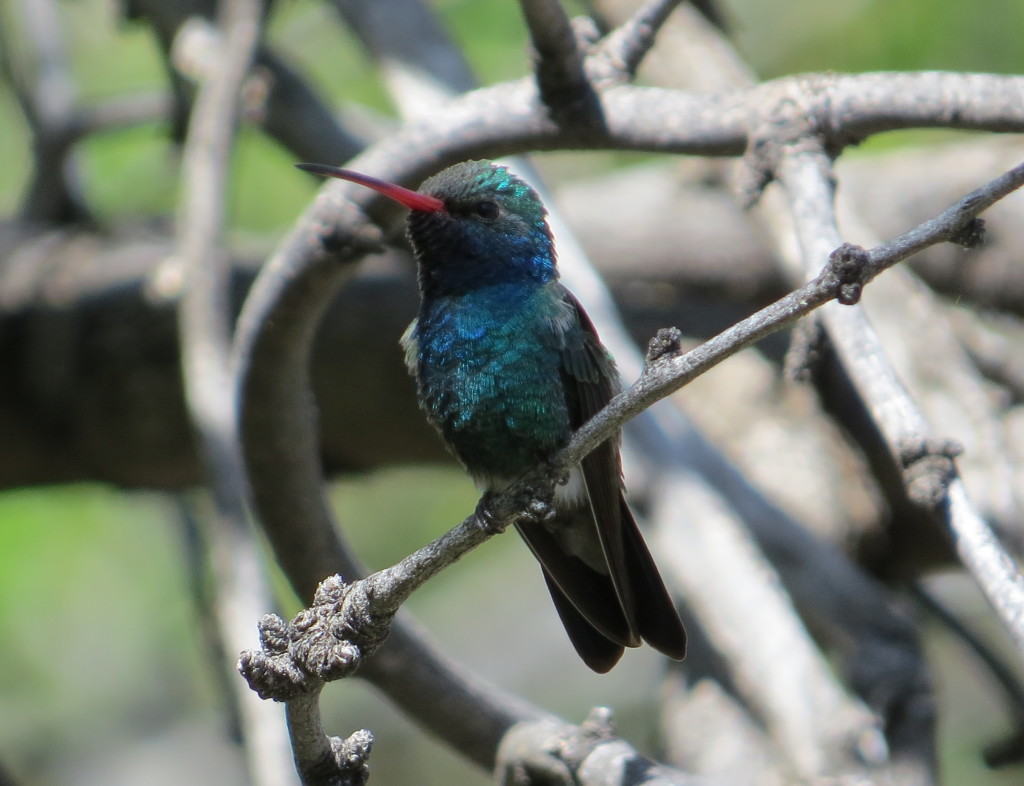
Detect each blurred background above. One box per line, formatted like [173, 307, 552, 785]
[0, 0, 1022, 783]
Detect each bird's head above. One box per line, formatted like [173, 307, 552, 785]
[297, 160, 556, 295]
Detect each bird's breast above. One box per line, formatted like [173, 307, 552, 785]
[410, 284, 573, 478]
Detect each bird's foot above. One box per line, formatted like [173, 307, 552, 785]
[524, 468, 557, 524]
[523, 495, 555, 525]
[474, 477, 556, 533]
[474, 491, 506, 534]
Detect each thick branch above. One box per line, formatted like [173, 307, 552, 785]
[519, 0, 604, 131]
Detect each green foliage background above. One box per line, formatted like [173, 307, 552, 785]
[0, 0, 1021, 783]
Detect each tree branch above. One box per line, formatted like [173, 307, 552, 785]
[565, 158, 1024, 466]
[5, 0, 93, 223]
[771, 142, 1024, 656]
[172, 1, 296, 784]
[229, 28, 1024, 773]
[239, 153, 1023, 778]
[519, 0, 605, 131]
[591, 0, 684, 82]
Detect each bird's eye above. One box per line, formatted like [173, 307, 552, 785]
[473, 200, 499, 221]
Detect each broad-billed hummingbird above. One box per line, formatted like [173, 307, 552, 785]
[298, 159, 686, 672]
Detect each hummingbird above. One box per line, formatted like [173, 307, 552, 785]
[297, 159, 686, 672]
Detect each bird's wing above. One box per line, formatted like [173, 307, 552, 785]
[553, 290, 640, 630]
[551, 288, 687, 663]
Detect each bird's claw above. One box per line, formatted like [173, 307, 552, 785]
[474, 492, 505, 534]
[524, 496, 555, 524]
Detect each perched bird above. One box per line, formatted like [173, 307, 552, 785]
[298, 159, 686, 672]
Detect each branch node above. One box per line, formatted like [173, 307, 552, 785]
[328, 729, 374, 786]
[291, 577, 392, 681]
[240, 576, 397, 701]
[475, 472, 556, 533]
[297, 726, 374, 786]
[951, 216, 986, 249]
[827, 242, 871, 305]
[257, 611, 290, 653]
[645, 326, 683, 366]
[898, 436, 963, 510]
[239, 615, 318, 701]
[572, 14, 603, 48]
[738, 78, 839, 206]
[313, 573, 349, 606]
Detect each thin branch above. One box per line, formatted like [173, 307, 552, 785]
[176, 4, 254, 485]
[593, 0, 684, 81]
[772, 143, 1024, 656]
[255, 48, 368, 163]
[173, 1, 296, 784]
[280, 72, 1024, 198]
[566, 159, 1024, 467]
[71, 93, 172, 139]
[129, 0, 367, 164]
[175, 497, 245, 744]
[286, 693, 373, 786]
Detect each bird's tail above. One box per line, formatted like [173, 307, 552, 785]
[516, 498, 686, 672]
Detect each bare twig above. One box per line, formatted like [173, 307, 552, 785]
[129, 0, 366, 164]
[173, 0, 296, 784]
[592, 0, 684, 81]
[566, 159, 1024, 466]
[175, 3, 254, 490]
[772, 142, 1024, 655]
[286, 693, 372, 786]
[254, 49, 368, 164]
[175, 497, 245, 743]
[72, 93, 172, 138]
